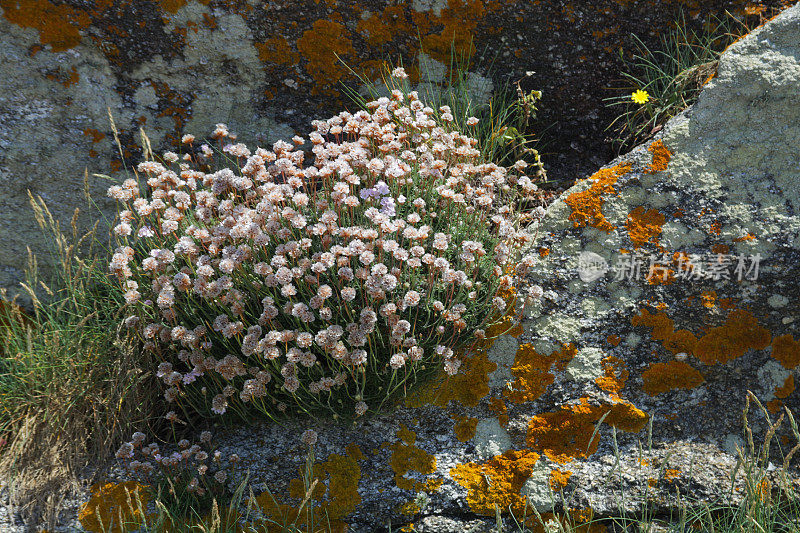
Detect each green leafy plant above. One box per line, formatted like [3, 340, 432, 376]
[605, 11, 748, 152]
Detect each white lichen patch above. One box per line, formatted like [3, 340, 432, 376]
[581, 297, 613, 318]
[768, 294, 789, 308]
[487, 335, 519, 389]
[473, 418, 513, 461]
[130, 7, 293, 147]
[565, 347, 604, 382]
[531, 314, 582, 346]
[757, 360, 793, 402]
[521, 458, 559, 512]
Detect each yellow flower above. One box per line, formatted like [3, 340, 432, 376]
[631, 89, 650, 105]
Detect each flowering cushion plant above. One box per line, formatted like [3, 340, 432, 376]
[108, 68, 542, 422]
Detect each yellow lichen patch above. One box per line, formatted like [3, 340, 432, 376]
[595, 356, 629, 395]
[453, 416, 479, 442]
[254, 445, 364, 533]
[297, 20, 356, 95]
[526, 399, 648, 463]
[641, 361, 705, 396]
[0, 0, 91, 51]
[564, 163, 631, 232]
[549, 469, 572, 492]
[389, 425, 437, 491]
[357, 5, 413, 47]
[450, 449, 541, 516]
[78, 481, 150, 533]
[631, 309, 698, 355]
[771, 334, 800, 369]
[644, 140, 672, 174]
[423, 477, 444, 492]
[626, 206, 665, 249]
[255, 37, 300, 65]
[505, 343, 576, 404]
[694, 309, 771, 365]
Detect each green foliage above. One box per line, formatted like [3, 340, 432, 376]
[605, 11, 748, 152]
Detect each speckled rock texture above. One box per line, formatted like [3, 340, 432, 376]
[0, 0, 793, 302]
[48, 5, 800, 533]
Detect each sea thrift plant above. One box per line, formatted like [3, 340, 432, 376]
[116, 429, 236, 511]
[108, 68, 542, 421]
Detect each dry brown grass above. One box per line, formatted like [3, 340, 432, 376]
[0, 196, 162, 530]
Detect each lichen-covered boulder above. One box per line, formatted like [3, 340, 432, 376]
[138, 4, 800, 531]
[24, 2, 800, 531]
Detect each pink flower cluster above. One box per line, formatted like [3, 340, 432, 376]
[108, 69, 541, 419]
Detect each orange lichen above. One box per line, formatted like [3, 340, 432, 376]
[733, 233, 756, 242]
[595, 356, 628, 395]
[607, 335, 621, 347]
[488, 396, 509, 426]
[505, 343, 576, 404]
[644, 140, 672, 174]
[255, 37, 300, 65]
[255, 444, 364, 533]
[83, 128, 106, 144]
[771, 334, 800, 369]
[694, 309, 771, 365]
[641, 361, 704, 396]
[357, 5, 413, 47]
[450, 449, 541, 516]
[408, 288, 518, 408]
[549, 469, 572, 491]
[0, 0, 91, 51]
[297, 20, 356, 95]
[454, 416, 479, 442]
[631, 309, 698, 355]
[564, 163, 631, 232]
[700, 290, 717, 309]
[418, 0, 485, 61]
[775, 375, 795, 399]
[664, 468, 681, 482]
[626, 206, 665, 249]
[539, 247, 551, 258]
[712, 244, 730, 254]
[78, 481, 150, 533]
[767, 398, 784, 414]
[388, 425, 437, 491]
[526, 399, 648, 463]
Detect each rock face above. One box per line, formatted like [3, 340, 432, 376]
[0, 0, 791, 301]
[66, 5, 800, 533]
